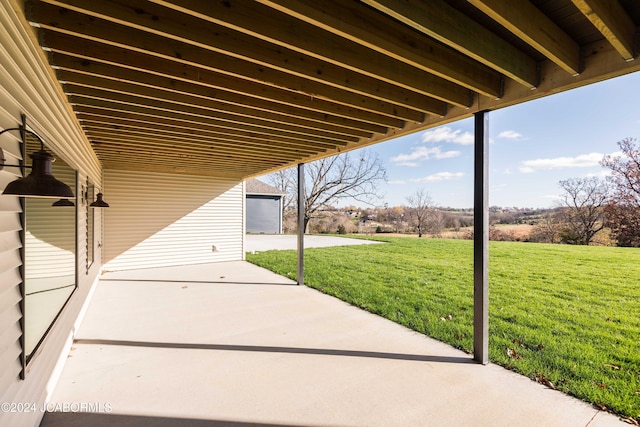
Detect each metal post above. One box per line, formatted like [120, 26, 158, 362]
[473, 110, 489, 365]
[297, 163, 304, 286]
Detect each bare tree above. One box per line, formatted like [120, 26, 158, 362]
[601, 138, 640, 203]
[558, 177, 611, 245]
[601, 138, 640, 246]
[405, 189, 433, 237]
[426, 208, 446, 237]
[266, 150, 387, 232]
[529, 210, 563, 243]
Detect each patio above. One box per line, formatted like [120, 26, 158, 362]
[40, 261, 624, 426]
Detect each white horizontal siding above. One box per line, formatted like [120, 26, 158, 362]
[104, 169, 244, 271]
[0, 3, 103, 426]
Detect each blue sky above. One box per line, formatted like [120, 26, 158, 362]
[365, 71, 640, 209]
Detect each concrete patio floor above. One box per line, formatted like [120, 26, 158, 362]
[41, 261, 626, 427]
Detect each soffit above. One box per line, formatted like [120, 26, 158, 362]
[23, 0, 640, 179]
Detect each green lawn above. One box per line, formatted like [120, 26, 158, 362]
[247, 237, 640, 420]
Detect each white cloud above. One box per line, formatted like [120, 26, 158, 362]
[586, 170, 612, 178]
[421, 126, 474, 145]
[388, 180, 407, 185]
[390, 146, 461, 165]
[498, 130, 524, 140]
[410, 172, 464, 183]
[519, 152, 607, 173]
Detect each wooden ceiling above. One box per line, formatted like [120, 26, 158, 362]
[24, 0, 640, 179]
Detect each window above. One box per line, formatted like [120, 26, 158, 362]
[23, 135, 77, 361]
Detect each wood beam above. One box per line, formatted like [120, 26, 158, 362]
[100, 161, 249, 179]
[31, 1, 455, 111]
[96, 0, 473, 106]
[41, 32, 429, 122]
[469, 0, 581, 75]
[572, 0, 637, 61]
[77, 114, 342, 150]
[258, 0, 503, 98]
[84, 129, 325, 159]
[94, 153, 275, 170]
[90, 142, 282, 163]
[142, 0, 472, 106]
[54, 63, 407, 130]
[362, 0, 539, 88]
[56, 68, 401, 132]
[64, 85, 377, 139]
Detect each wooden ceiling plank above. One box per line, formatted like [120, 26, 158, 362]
[94, 154, 279, 169]
[92, 143, 282, 163]
[84, 127, 330, 157]
[30, 2, 450, 114]
[84, 129, 325, 158]
[65, 86, 376, 140]
[42, 32, 432, 120]
[87, 141, 306, 166]
[54, 63, 407, 129]
[49, 49, 425, 125]
[78, 115, 341, 150]
[469, 0, 581, 75]
[58, 69, 402, 133]
[258, 0, 502, 98]
[61, 77, 391, 135]
[362, 0, 539, 88]
[72, 104, 362, 144]
[76, 114, 349, 150]
[572, 0, 637, 61]
[101, 163, 248, 179]
[71, 96, 361, 143]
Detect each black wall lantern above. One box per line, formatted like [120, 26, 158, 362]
[0, 115, 74, 199]
[89, 193, 109, 208]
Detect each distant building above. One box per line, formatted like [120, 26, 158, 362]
[245, 179, 285, 234]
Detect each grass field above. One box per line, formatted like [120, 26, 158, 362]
[247, 237, 640, 421]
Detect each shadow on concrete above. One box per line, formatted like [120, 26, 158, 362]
[98, 278, 297, 286]
[74, 339, 473, 364]
[40, 412, 329, 427]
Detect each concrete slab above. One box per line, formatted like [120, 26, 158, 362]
[245, 234, 383, 253]
[41, 262, 626, 427]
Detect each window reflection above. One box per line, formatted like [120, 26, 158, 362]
[23, 135, 76, 359]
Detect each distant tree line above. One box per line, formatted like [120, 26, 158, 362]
[267, 137, 640, 247]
